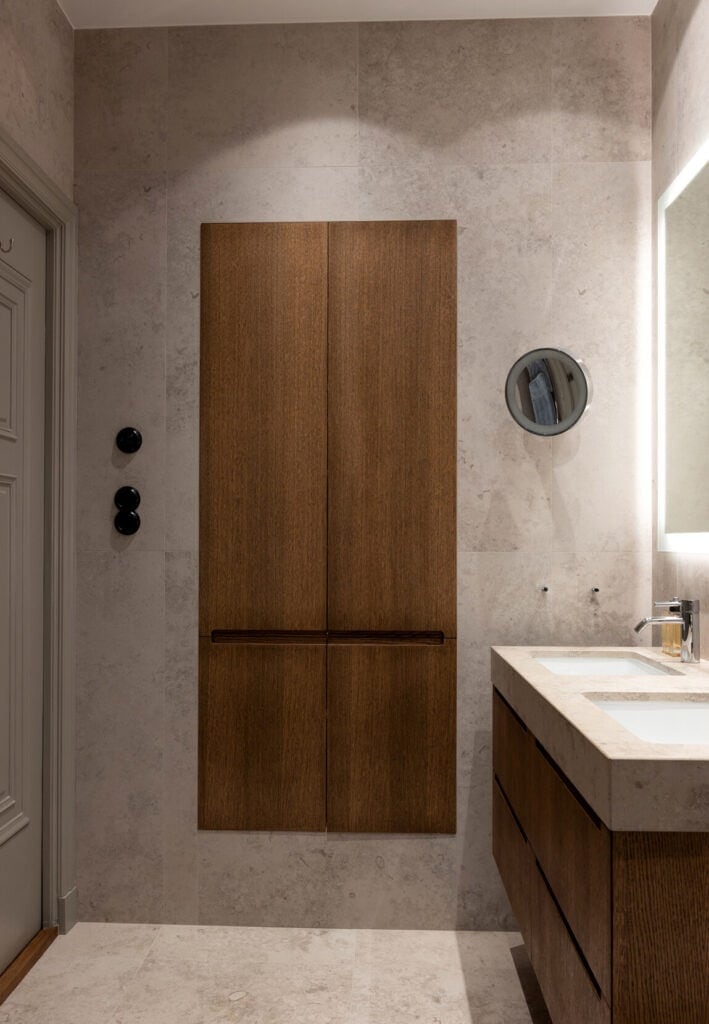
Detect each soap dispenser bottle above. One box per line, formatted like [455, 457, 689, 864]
[655, 599, 682, 656]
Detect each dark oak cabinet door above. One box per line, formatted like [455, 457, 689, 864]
[199, 222, 328, 633]
[199, 640, 326, 831]
[327, 641, 456, 833]
[327, 220, 457, 635]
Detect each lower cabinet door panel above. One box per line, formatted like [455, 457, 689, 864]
[527, 741, 611, 998]
[492, 690, 534, 837]
[199, 639, 326, 831]
[492, 778, 534, 944]
[531, 862, 611, 1024]
[327, 641, 456, 833]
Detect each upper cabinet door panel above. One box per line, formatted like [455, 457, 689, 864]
[200, 223, 328, 633]
[327, 221, 457, 635]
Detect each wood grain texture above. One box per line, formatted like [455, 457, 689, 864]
[527, 742, 611, 998]
[199, 222, 327, 633]
[612, 831, 709, 1024]
[492, 689, 534, 838]
[327, 641, 456, 833]
[199, 639, 326, 831]
[0, 928, 57, 1005]
[327, 220, 457, 635]
[492, 777, 534, 944]
[531, 862, 611, 1024]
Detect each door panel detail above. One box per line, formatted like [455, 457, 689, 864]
[0, 265, 28, 441]
[199, 639, 326, 831]
[0, 475, 27, 845]
[327, 641, 456, 834]
[199, 222, 328, 634]
[327, 220, 457, 635]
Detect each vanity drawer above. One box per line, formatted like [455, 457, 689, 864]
[492, 777, 534, 943]
[531, 860, 611, 1024]
[492, 689, 533, 833]
[527, 740, 611, 998]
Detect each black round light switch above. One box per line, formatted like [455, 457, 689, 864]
[116, 427, 143, 454]
[114, 509, 141, 536]
[114, 486, 141, 511]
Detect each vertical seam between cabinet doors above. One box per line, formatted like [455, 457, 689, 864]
[325, 222, 330, 831]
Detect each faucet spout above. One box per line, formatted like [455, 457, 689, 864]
[634, 615, 683, 634]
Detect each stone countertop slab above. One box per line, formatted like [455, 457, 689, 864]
[491, 646, 709, 832]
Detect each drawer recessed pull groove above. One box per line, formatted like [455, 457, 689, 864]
[535, 859, 603, 1000]
[328, 631, 445, 645]
[210, 630, 328, 645]
[535, 741, 603, 830]
[493, 775, 528, 842]
[208, 630, 446, 646]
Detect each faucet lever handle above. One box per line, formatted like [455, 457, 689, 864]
[654, 598, 680, 608]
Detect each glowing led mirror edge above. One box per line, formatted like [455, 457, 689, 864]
[657, 137, 709, 553]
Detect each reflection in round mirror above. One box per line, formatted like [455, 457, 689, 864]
[505, 348, 591, 437]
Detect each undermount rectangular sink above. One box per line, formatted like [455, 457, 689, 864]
[588, 697, 709, 746]
[533, 652, 678, 677]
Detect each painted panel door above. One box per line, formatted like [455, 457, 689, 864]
[327, 220, 457, 635]
[0, 190, 46, 969]
[327, 641, 456, 833]
[199, 222, 328, 634]
[199, 640, 326, 831]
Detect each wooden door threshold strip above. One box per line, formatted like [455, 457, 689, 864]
[208, 630, 446, 645]
[0, 927, 58, 1005]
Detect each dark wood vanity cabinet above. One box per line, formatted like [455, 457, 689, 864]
[493, 689, 709, 1024]
[199, 220, 456, 834]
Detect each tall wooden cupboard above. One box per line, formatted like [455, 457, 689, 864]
[199, 220, 456, 834]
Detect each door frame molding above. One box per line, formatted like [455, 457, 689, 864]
[0, 127, 78, 932]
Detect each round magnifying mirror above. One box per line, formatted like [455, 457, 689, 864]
[505, 348, 591, 437]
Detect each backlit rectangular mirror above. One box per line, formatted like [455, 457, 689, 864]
[658, 139, 709, 552]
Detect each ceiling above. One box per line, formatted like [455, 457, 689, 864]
[58, 0, 656, 30]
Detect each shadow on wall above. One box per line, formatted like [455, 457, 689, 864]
[163, 18, 649, 170]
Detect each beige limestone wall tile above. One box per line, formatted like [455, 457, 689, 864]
[76, 172, 167, 553]
[674, 0, 709, 173]
[359, 20, 553, 167]
[549, 161, 652, 552]
[548, 549, 653, 646]
[0, 0, 73, 196]
[197, 831, 458, 930]
[459, 552, 555, 649]
[162, 552, 198, 923]
[552, 17, 651, 163]
[652, 0, 682, 195]
[75, 29, 167, 174]
[167, 24, 358, 174]
[76, 550, 166, 923]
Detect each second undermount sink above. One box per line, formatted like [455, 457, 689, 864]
[533, 652, 679, 677]
[587, 697, 709, 745]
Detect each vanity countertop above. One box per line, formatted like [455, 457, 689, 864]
[491, 646, 709, 832]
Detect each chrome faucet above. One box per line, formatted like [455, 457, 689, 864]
[634, 598, 701, 663]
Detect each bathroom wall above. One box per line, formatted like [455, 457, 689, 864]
[652, 0, 709, 655]
[0, 0, 74, 196]
[74, 18, 652, 927]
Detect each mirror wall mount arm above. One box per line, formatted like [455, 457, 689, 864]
[657, 136, 709, 553]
